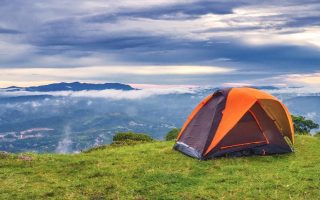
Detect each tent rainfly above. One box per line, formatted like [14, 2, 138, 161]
[174, 87, 294, 159]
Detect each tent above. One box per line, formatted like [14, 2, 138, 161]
[174, 87, 294, 159]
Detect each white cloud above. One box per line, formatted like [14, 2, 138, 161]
[0, 0, 319, 87]
[222, 82, 253, 87]
[281, 73, 320, 86]
[86, 3, 320, 48]
[55, 125, 72, 153]
[0, 86, 196, 100]
[0, 65, 234, 87]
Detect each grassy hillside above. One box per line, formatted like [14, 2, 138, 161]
[1, 135, 320, 200]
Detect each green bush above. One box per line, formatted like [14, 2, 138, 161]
[165, 128, 181, 141]
[84, 132, 154, 152]
[315, 132, 320, 138]
[292, 115, 319, 135]
[113, 132, 154, 143]
[0, 151, 11, 159]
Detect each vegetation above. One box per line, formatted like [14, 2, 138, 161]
[112, 131, 154, 143]
[1, 135, 320, 199]
[292, 115, 319, 135]
[165, 128, 181, 141]
[84, 132, 154, 153]
[314, 132, 320, 138]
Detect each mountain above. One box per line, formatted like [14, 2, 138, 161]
[196, 86, 280, 95]
[0, 84, 319, 153]
[252, 86, 280, 90]
[0, 93, 196, 153]
[2, 82, 135, 92]
[0, 135, 319, 199]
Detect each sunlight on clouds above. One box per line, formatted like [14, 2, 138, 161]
[130, 84, 198, 89]
[0, 0, 319, 87]
[0, 65, 234, 87]
[284, 73, 320, 85]
[118, 6, 320, 48]
[222, 82, 252, 87]
[243, 27, 320, 48]
[283, 27, 320, 47]
[231, 5, 320, 47]
[0, 81, 56, 88]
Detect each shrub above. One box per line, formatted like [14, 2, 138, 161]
[83, 132, 154, 152]
[291, 115, 319, 135]
[315, 132, 320, 138]
[165, 128, 181, 141]
[0, 151, 10, 159]
[112, 132, 154, 143]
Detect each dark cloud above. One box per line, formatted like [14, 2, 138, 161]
[0, 27, 22, 34]
[0, 0, 320, 85]
[115, 38, 320, 72]
[85, 1, 247, 22]
[200, 26, 263, 33]
[26, 14, 320, 73]
[286, 16, 320, 28]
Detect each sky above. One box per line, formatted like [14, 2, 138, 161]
[0, 0, 319, 87]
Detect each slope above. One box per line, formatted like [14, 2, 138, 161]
[0, 135, 320, 199]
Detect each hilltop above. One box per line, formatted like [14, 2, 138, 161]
[1, 135, 320, 199]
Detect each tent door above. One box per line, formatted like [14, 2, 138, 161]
[217, 110, 268, 151]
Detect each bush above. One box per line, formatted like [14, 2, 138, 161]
[0, 151, 11, 159]
[291, 115, 319, 135]
[83, 132, 154, 152]
[112, 132, 154, 143]
[165, 128, 181, 141]
[315, 132, 320, 138]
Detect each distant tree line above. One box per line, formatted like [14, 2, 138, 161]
[291, 115, 319, 135]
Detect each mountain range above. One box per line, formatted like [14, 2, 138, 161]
[0, 82, 319, 153]
[2, 82, 135, 92]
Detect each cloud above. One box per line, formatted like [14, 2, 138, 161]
[282, 73, 320, 86]
[229, 72, 320, 95]
[2, 81, 320, 102]
[0, 41, 35, 64]
[0, 0, 320, 85]
[55, 125, 73, 153]
[60, 87, 196, 100]
[0, 87, 196, 100]
[0, 65, 234, 87]
[263, 86, 320, 96]
[248, 72, 320, 88]
[0, 26, 22, 34]
[84, 0, 245, 22]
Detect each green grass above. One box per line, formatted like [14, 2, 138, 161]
[1, 135, 320, 200]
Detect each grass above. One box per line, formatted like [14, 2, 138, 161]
[1, 135, 320, 200]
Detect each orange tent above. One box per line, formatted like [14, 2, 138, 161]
[174, 87, 294, 159]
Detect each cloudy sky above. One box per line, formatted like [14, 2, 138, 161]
[0, 0, 319, 87]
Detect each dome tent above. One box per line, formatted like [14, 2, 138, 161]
[174, 87, 294, 159]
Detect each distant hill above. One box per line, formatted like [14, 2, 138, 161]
[0, 135, 319, 199]
[2, 82, 135, 92]
[252, 85, 280, 90]
[197, 86, 280, 94]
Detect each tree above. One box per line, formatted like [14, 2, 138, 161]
[291, 115, 319, 135]
[113, 131, 154, 142]
[165, 128, 181, 141]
